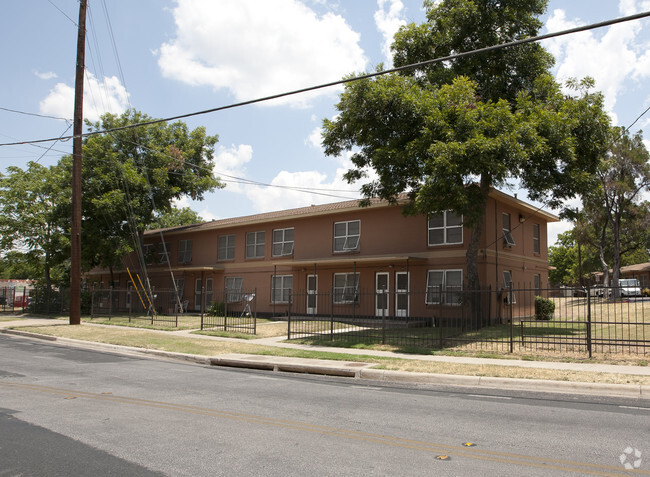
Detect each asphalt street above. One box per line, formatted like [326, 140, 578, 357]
[1, 334, 649, 476]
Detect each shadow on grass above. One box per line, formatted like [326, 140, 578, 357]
[291, 320, 588, 354]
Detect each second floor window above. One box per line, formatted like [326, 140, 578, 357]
[143, 244, 154, 265]
[158, 242, 170, 264]
[334, 220, 360, 252]
[533, 223, 540, 254]
[246, 231, 265, 258]
[218, 234, 235, 261]
[272, 228, 294, 256]
[178, 239, 193, 263]
[502, 213, 516, 247]
[428, 211, 463, 246]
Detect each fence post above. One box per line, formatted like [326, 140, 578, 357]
[330, 288, 334, 341]
[586, 284, 592, 358]
[438, 284, 443, 349]
[287, 291, 292, 340]
[509, 283, 514, 353]
[253, 288, 257, 335]
[381, 289, 386, 345]
[90, 289, 95, 318]
[200, 283, 206, 330]
[224, 287, 228, 332]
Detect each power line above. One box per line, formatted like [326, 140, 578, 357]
[3, 9, 649, 148]
[0, 107, 71, 122]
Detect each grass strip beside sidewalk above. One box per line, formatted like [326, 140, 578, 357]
[10, 324, 650, 386]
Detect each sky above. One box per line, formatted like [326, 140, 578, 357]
[2, 0, 650, 247]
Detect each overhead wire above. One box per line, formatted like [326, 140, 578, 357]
[3, 9, 650, 148]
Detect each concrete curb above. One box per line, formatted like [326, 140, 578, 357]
[3, 328, 649, 399]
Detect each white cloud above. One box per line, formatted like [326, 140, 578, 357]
[34, 70, 57, 80]
[213, 144, 254, 193]
[306, 126, 323, 150]
[374, 0, 406, 66]
[544, 5, 650, 124]
[245, 168, 360, 213]
[157, 0, 367, 107]
[39, 73, 129, 122]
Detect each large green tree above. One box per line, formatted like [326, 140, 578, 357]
[147, 206, 203, 231]
[0, 162, 69, 288]
[74, 109, 224, 277]
[323, 0, 610, 316]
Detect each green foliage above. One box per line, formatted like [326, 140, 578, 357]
[322, 0, 611, 296]
[74, 109, 224, 271]
[0, 162, 70, 287]
[208, 301, 225, 317]
[147, 206, 203, 230]
[534, 296, 555, 321]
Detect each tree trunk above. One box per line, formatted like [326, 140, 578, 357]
[611, 209, 622, 298]
[465, 176, 490, 330]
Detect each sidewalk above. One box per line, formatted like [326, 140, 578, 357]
[2, 316, 649, 399]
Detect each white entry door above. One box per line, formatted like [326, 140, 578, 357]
[375, 272, 389, 316]
[396, 272, 409, 317]
[306, 274, 318, 315]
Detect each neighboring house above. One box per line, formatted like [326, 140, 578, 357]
[88, 189, 557, 322]
[616, 263, 650, 289]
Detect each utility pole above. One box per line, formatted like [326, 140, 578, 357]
[70, 0, 87, 325]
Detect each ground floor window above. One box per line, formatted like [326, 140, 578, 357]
[271, 275, 293, 304]
[425, 270, 462, 305]
[333, 272, 360, 304]
[225, 277, 243, 303]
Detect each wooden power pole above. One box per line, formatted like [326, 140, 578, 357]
[70, 0, 87, 325]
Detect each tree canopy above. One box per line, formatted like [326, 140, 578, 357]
[0, 109, 223, 286]
[323, 0, 610, 298]
[76, 109, 224, 273]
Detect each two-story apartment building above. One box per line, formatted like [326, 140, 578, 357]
[89, 188, 557, 322]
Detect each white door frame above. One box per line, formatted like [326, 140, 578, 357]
[395, 271, 409, 317]
[375, 272, 389, 317]
[306, 274, 318, 315]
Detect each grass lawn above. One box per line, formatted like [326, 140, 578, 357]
[9, 323, 649, 385]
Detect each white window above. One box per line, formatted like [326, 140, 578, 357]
[225, 277, 243, 303]
[218, 234, 235, 261]
[426, 270, 462, 305]
[333, 272, 360, 304]
[178, 239, 193, 263]
[533, 274, 540, 296]
[503, 270, 516, 304]
[158, 242, 170, 264]
[271, 275, 293, 304]
[428, 211, 463, 246]
[503, 213, 515, 247]
[533, 223, 540, 254]
[246, 231, 265, 258]
[334, 220, 360, 252]
[272, 228, 294, 256]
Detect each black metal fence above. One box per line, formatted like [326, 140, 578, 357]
[87, 287, 258, 333]
[285, 285, 649, 355]
[200, 290, 257, 334]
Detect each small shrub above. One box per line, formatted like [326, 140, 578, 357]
[643, 288, 650, 297]
[534, 296, 555, 321]
[208, 301, 225, 317]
